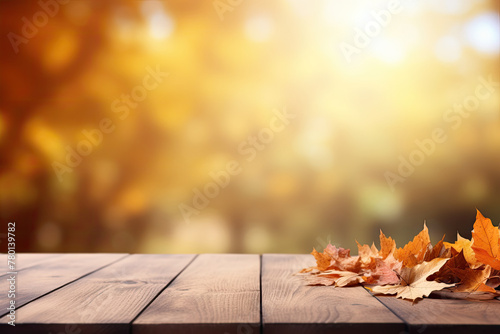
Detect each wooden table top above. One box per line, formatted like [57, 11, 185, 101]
[1, 253, 499, 333]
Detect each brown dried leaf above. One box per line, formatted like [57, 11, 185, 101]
[451, 265, 496, 293]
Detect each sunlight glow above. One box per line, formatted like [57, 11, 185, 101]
[464, 12, 500, 55]
[245, 14, 274, 42]
[435, 35, 462, 63]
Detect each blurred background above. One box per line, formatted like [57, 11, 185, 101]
[0, 0, 499, 254]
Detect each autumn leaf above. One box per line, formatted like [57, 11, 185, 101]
[300, 269, 364, 287]
[430, 290, 499, 300]
[379, 230, 396, 260]
[301, 209, 499, 301]
[371, 258, 454, 301]
[311, 248, 332, 271]
[322, 270, 364, 287]
[451, 265, 497, 293]
[303, 241, 402, 286]
[310, 244, 360, 272]
[335, 272, 364, 287]
[428, 250, 468, 284]
[424, 235, 449, 261]
[356, 241, 379, 264]
[471, 209, 500, 270]
[363, 254, 402, 285]
[486, 269, 500, 290]
[444, 233, 480, 268]
[394, 223, 431, 267]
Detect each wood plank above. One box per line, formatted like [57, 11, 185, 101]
[133, 254, 260, 334]
[0, 253, 62, 275]
[261, 254, 406, 334]
[373, 293, 500, 334]
[0, 254, 195, 334]
[0, 254, 126, 317]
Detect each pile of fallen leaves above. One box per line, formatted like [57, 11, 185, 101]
[299, 210, 500, 301]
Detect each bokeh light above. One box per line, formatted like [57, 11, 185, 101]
[0, 0, 499, 254]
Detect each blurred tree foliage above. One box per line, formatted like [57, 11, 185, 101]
[0, 0, 499, 254]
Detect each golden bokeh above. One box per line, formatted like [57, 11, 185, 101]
[0, 0, 499, 253]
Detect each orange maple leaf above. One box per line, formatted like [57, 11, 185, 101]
[379, 230, 396, 260]
[444, 233, 480, 268]
[394, 223, 431, 267]
[311, 248, 331, 271]
[310, 244, 360, 272]
[424, 234, 449, 261]
[471, 209, 500, 270]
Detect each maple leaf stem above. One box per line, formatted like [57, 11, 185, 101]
[393, 269, 408, 285]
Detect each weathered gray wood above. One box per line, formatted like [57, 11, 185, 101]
[373, 293, 500, 334]
[0, 254, 195, 334]
[0, 254, 126, 319]
[261, 254, 406, 334]
[133, 254, 260, 334]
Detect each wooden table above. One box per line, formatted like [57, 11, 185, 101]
[1, 254, 499, 333]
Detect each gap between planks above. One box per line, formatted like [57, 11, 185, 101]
[0, 254, 129, 319]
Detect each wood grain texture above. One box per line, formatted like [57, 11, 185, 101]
[0, 253, 126, 317]
[2, 253, 498, 334]
[133, 254, 260, 334]
[261, 254, 405, 334]
[0, 253, 62, 272]
[373, 293, 500, 334]
[0, 254, 195, 334]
